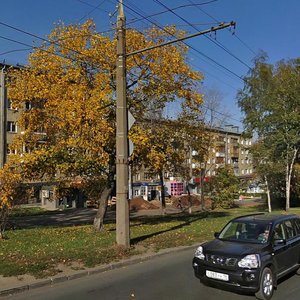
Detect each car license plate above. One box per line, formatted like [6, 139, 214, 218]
[206, 270, 229, 281]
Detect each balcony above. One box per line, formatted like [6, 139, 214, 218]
[215, 152, 225, 157]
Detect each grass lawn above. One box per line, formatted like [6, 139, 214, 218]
[1, 206, 300, 278]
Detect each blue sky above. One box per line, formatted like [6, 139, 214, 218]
[1, 0, 299, 129]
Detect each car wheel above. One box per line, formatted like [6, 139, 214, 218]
[255, 267, 274, 300]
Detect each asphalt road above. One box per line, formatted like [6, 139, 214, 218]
[3, 248, 300, 300]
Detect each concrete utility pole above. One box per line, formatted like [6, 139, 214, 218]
[116, 0, 130, 247]
[0, 65, 7, 168]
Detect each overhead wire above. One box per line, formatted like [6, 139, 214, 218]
[0, 21, 99, 60]
[0, 35, 78, 63]
[125, 1, 218, 27]
[76, 0, 111, 14]
[78, 0, 241, 90]
[118, 0, 242, 124]
[114, 0, 244, 82]
[0, 1, 242, 126]
[187, 0, 257, 56]
[76, 0, 108, 23]
[0, 48, 32, 56]
[119, 0, 243, 124]
[153, 0, 252, 70]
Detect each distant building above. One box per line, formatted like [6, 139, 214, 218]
[132, 124, 254, 199]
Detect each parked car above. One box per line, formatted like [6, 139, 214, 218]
[86, 199, 99, 209]
[192, 213, 300, 300]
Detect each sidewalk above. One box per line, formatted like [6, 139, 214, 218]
[0, 244, 198, 297]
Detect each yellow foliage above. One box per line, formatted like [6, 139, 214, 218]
[0, 159, 22, 208]
[6, 19, 204, 188]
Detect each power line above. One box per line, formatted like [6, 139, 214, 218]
[113, 0, 244, 82]
[76, 0, 111, 14]
[0, 35, 74, 62]
[126, 1, 218, 26]
[123, 0, 244, 83]
[153, 0, 251, 70]
[187, 0, 257, 56]
[76, 0, 108, 23]
[0, 48, 32, 56]
[0, 20, 116, 71]
[0, 21, 95, 61]
[120, 1, 243, 125]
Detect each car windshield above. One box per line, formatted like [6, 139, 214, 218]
[218, 220, 271, 244]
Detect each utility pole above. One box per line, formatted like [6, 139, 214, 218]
[116, 0, 130, 247]
[0, 65, 7, 168]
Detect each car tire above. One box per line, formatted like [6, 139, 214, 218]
[255, 267, 274, 300]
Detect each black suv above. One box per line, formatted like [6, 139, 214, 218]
[192, 214, 300, 300]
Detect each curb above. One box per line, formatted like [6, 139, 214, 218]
[0, 244, 198, 297]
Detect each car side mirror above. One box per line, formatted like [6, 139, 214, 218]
[214, 232, 219, 238]
[274, 239, 286, 246]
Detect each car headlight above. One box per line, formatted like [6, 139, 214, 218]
[238, 254, 260, 269]
[195, 246, 205, 260]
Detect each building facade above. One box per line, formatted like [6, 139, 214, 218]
[132, 124, 254, 200]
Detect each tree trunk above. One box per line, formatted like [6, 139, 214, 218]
[200, 168, 205, 210]
[159, 170, 165, 215]
[93, 164, 116, 232]
[285, 148, 298, 211]
[93, 187, 112, 231]
[264, 176, 271, 213]
[0, 205, 9, 239]
[186, 183, 192, 214]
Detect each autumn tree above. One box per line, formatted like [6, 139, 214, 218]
[238, 54, 300, 211]
[210, 165, 240, 209]
[6, 20, 203, 230]
[0, 157, 29, 239]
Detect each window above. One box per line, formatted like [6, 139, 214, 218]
[25, 101, 32, 110]
[7, 121, 17, 133]
[7, 144, 17, 155]
[140, 186, 146, 196]
[273, 223, 285, 241]
[7, 99, 17, 110]
[144, 173, 152, 180]
[293, 219, 300, 235]
[284, 220, 296, 239]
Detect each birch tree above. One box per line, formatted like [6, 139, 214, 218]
[238, 54, 300, 210]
